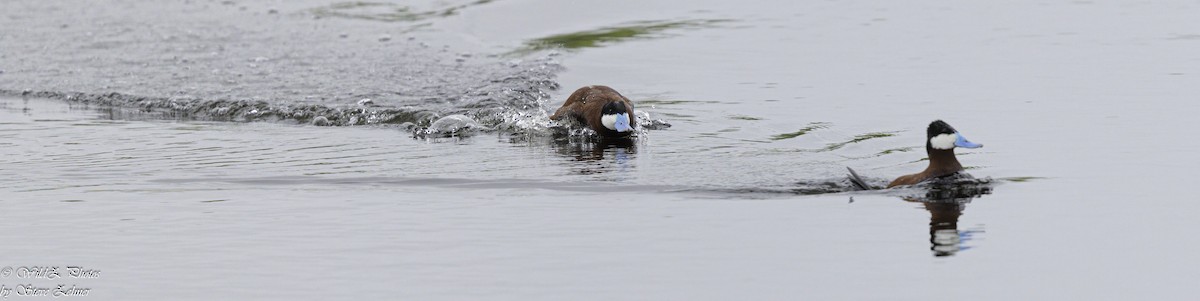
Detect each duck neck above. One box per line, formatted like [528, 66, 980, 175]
[925, 147, 963, 178]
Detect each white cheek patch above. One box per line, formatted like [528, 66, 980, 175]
[601, 114, 618, 130]
[930, 133, 957, 150]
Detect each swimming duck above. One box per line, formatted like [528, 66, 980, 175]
[550, 85, 637, 138]
[848, 120, 983, 189]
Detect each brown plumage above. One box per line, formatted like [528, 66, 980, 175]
[887, 148, 965, 187]
[549, 85, 637, 138]
[886, 120, 982, 188]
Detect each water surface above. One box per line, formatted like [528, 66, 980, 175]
[3, 0, 1200, 300]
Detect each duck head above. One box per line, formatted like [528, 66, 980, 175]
[922, 120, 982, 178]
[927, 120, 982, 150]
[926, 120, 984, 150]
[600, 101, 634, 133]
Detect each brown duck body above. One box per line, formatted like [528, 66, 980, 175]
[549, 85, 637, 138]
[887, 147, 964, 188]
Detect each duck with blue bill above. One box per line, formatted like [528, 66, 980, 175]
[848, 120, 983, 189]
[550, 85, 637, 138]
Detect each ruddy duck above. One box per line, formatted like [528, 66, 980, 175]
[550, 85, 637, 138]
[848, 120, 983, 189]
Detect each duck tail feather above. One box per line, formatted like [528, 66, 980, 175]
[847, 167, 873, 190]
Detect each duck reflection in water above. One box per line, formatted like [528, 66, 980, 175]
[551, 137, 636, 176]
[900, 176, 992, 257]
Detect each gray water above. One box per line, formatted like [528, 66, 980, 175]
[3, 0, 1199, 300]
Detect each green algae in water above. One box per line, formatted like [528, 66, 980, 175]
[876, 146, 920, 156]
[511, 19, 730, 55]
[770, 122, 831, 141]
[729, 115, 762, 121]
[1001, 176, 1046, 182]
[638, 99, 723, 106]
[817, 132, 897, 151]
